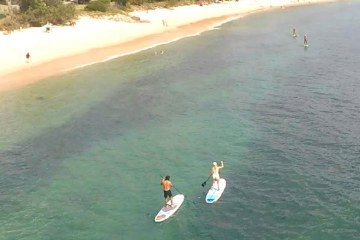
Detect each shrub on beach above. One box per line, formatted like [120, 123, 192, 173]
[21, 1, 76, 26]
[0, 0, 77, 30]
[128, 0, 143, 6]
[85, 0, 110, 12]
[116, 0, 128, 7]
[46, 2, 76, 25]
[0, 14, 23, 32]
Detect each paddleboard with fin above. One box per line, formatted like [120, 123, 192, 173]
[206, 178, 226, 203]
[154, 194, 184, 223]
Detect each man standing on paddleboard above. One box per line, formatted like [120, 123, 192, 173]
[211, 161, 224, 190]
[161, 176, 174, 208]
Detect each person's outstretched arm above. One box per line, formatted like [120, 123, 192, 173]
[219, 161, 224, 169]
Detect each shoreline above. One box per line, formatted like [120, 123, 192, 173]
[0, 0, 337, 92]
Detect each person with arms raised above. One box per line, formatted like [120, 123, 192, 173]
[211, 161, 224, 191]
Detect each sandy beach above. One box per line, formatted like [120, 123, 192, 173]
[0, 0, 336, 92]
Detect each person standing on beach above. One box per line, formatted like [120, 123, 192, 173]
[211, 161, 224, 191]
[161, 175, 174, 208]
[25, 52, 30, 63]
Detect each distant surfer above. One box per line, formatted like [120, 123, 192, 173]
[292, 28, 297, 37]
[211, 161, 224, 191]
[161, 176, 174, 208]
[304, 34, 308, 46]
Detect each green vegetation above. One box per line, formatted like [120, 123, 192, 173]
[85, 0, 110, 12]
[21, 0, 76, 26]
[0, 0, 77, 31]
[0, 0, 214, 32]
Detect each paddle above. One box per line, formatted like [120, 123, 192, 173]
[172, 185, 183, 194]
[157, 175, 203, 207]
[201, 174, 212, 187]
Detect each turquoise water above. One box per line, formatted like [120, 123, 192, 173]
[1, 1, 359, 239]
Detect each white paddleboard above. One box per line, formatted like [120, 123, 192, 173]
[154, 194, 184, 223]
[206, 178, 226, 203]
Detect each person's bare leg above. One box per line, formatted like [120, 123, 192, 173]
[165, 196, 171, 207]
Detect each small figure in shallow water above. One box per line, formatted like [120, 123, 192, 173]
[304, 34, 308, 46]
[292, 28, 297, 38]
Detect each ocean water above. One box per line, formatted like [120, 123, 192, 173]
[1, 1, 359, 239]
